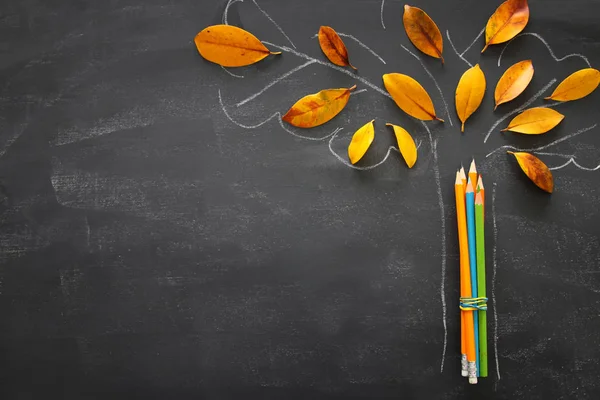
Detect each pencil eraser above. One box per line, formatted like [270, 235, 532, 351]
[469, 377, 478, 384]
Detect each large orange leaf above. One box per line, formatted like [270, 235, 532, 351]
[348, 120, 375, 164]
[545, 68, 600, 102]
[508, 151, 553, 193]
[383, 73, 443, 121]
[386, 123, 417, 168]
[318, 26, 357, 70]
[282, 85, 356, 128]
[455, 64, 486, 132]
[403, 5, 444, 63]
[494, 60, 534, 109]
[482, 0, 529, 53]
[195, 25, 281, 67]
[502, 107, 564, 134]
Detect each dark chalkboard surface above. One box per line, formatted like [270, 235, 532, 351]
[1, 0, 600, 398]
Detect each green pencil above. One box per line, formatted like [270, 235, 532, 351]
[475, 189, 488, 377]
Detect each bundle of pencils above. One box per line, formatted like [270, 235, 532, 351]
[455, 160, 488, 384]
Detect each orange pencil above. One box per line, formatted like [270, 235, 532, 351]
[459, 166, 467, 193]
[455, 171, 478, 384]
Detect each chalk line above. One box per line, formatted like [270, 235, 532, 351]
[460, 27, 485, 56]
[252, 0, 296, 49]
[380, 0, 386, 29]
[486, 124, 597, 158]
[446, 31, 472, 68]
[352, 89, 368, 95]
[533, 152, 574, 158]
[492, 183, 501, 382]
[549, 158, 600, 171]
[483, 79, 557, 143]
[263, 41, 392, 99]
[235, 60, 315, 107]
[223, 0, 244, 25]
[221, 66, 244, 78]
[498, 32, 591, 68]
[422, 121, 447, 374]
[311, 33, 386, 65]
[219, 89, 279, 128]
[401, 45, 453, 127]
[327, 130, 399, 170]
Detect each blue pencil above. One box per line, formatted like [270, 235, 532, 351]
[466, 178, 480, 376]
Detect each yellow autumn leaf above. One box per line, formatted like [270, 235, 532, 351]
[318, 26, 357, 70]
[482, 0, 529, 53]
[386, 123, 417, 168]
[495, 60, 534, 109]
[455, 64, 486, 132]
[348, 120, 375, 165]
[545, 68, 600, 102]
[195, 25, 281, 67]
[502, 107, 564, 134]
[383, 73, 443, 122]
[508, 151, 553, 193]
[282, 85, 356, 128]
[403, 5, 444, 63]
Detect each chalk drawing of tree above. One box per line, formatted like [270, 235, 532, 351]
[216, 0, 600, 379]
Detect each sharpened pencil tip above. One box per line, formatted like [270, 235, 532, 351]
[469, 159, 477, 174]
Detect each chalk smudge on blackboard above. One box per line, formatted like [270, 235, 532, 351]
[549, 158, 600, 171]
[498, 32, 591, 68]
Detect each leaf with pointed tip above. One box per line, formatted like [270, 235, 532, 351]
[348, 120, 375, 164]
[318, 26, 357, 70]
[383, 73, 443, 122]
[502, 107, 564, 134]
[386, 123, 417, 168]
[482, 0, 529, 53]
[403, 5, 444, 63]
[508, 151, 553, 193]
[282, 85, 357, 128]
[495, 60, 534, 109]
[545, 68, 600, 102]
[455, 64, 486, 132]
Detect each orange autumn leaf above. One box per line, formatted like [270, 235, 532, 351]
[348, 120, 375, 164]
[282, 85, 356, 128]
[455, 64, 486, 132]
[318, 26, 357, 70]
[386, 123, 417, 168]
[495, 60, 534, 109]
[195, 25, 281, 67]
[383, 73, 443, 121]
[508, 151, 553, 193]
[403, 5, 444, 63]
[545, 68, 600, 102]
[482, 0, 529, 53]
[502, 107, 564, 134]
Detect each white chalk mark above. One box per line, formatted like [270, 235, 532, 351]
[252, 0, 296, 49]
[352, 89, 368, 95]
[235, 60, 316, 107]
[422, 121, 447, 373]
[277, 118, 341, 141]
[223, 0, 244, 25]
[311, 33, 386, 65]
[498, 32, 591, 68]
[446, 31, 473, 68]
[483, 79, 557, 143]
[460, 27, 485, 56]
[400, 45, 453, 127]
[85, 215, 91, 249]
[486, 124, 597, 158]
[263, 41, 392, 99]
[533, 152, 574, 158]
[549, 158, 600, 171]
[492, 183, 501, 382]
[328, 130, 399, 170]
[221, 66, 244, 79]
[380, 0, 386, 29]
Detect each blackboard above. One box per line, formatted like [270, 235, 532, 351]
[1, 0, 600, 398]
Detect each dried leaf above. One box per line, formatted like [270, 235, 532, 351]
[318, 26, 357, 70]
[508, 151, 553, 193]
[282, 85, 356, 128]
[386, 123, 417, 168]
[482, 0, 529, 53]
[455, 64, 486, 132]
[545, 68, 600, 102]
[502, 107, 564, 134]
[348, 120, 375, 164]
[383, 73, 443, 122]
[494, 60, 534, 109]
[195, 25, 281, 67]
[403, 5, 444, 63]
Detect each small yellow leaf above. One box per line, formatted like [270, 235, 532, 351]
[348, 120, 375, 165]
[495, 60, 534, 109]
[386, 123, 417, 168]
[282, 85, 356, 128]
[403, 5, 444, 63]
[318, 26, 357, 70]
[194, 25, 281, 67]
[508, 151, 553, 193]
[545, 68, 600, 102]
[383, 73, 443, 122]
[502, 107, 564, 134]
[455, 64, 486, 132]
[482, 0, 529, 53]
